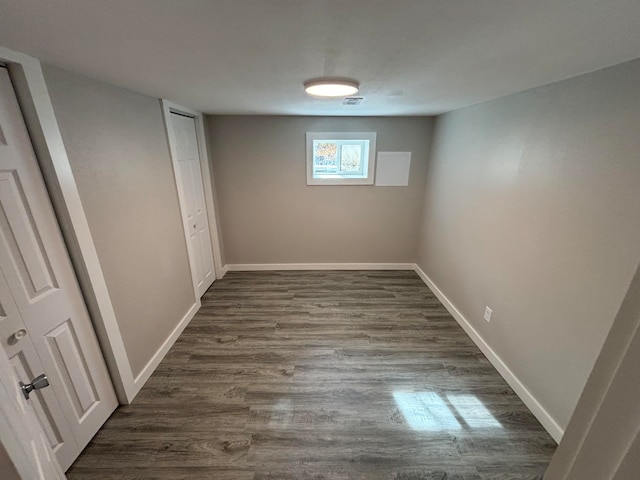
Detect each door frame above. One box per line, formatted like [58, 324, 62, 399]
[161, 100, 224, 292]
[0, 47, 144, 403]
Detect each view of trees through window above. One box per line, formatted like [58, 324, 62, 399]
[313, 140, 364, 176]
[340, 144, 361, 172]
[307, 132, 375, 185]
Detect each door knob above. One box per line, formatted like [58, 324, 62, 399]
[12, 329, 27, 342]
[19, 374, 50, 400]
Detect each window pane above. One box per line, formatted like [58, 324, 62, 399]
[340, 144, 362, 173]
[313, 141, 338, 174]
[306, 132, 376, 185]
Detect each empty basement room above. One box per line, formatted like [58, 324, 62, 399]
[1, 1, 640, 479]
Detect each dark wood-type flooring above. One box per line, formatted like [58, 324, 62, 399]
[67, 271, 556, 479]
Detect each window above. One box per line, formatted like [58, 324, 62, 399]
[306, 132, 377, 185]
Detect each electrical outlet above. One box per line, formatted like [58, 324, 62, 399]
[484, 306, 493, 322]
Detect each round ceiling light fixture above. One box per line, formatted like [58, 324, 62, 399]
[304, 78, 360, 97]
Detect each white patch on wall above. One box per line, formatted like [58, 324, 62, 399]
[375, 152, 411, 186]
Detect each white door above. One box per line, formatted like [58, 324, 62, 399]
[167, 111, 215, 297]
[0, 341, 65, 480]
[0, 66, 117, 470]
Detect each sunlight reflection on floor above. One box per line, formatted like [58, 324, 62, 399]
[393, 391, 502, 431]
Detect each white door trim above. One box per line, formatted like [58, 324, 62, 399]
[161, 100, 224, 284]
[0, 47, 141, 403]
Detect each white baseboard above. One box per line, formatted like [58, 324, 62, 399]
[413, 264, 564, 443]
[225, 263, 416, 271]
[128, 300, 200, 401]
[220, 264, 229, 278]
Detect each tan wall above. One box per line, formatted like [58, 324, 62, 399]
[417, 59, 640, 430]
[43, 66, 195, 377]
[207, 116, 433, 265]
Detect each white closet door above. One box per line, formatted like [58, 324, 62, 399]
[168, 111, 215, 297]
[0, 66, 117, 471]
[0, 340, 65, 480]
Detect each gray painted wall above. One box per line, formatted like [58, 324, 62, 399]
[207, 116, 433, 265]
[416, 59, 640, 430]
[545, 264, 640, 479]
[43, 66, 195, 377]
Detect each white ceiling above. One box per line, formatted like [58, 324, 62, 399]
[1, 0, 639, 116]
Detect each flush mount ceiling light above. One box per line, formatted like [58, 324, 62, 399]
[304, 78, 360, 97]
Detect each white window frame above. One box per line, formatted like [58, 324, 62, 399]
[306, 132, 377, 185]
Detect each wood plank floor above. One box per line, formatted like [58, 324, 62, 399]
[67, 271, 556, 479]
